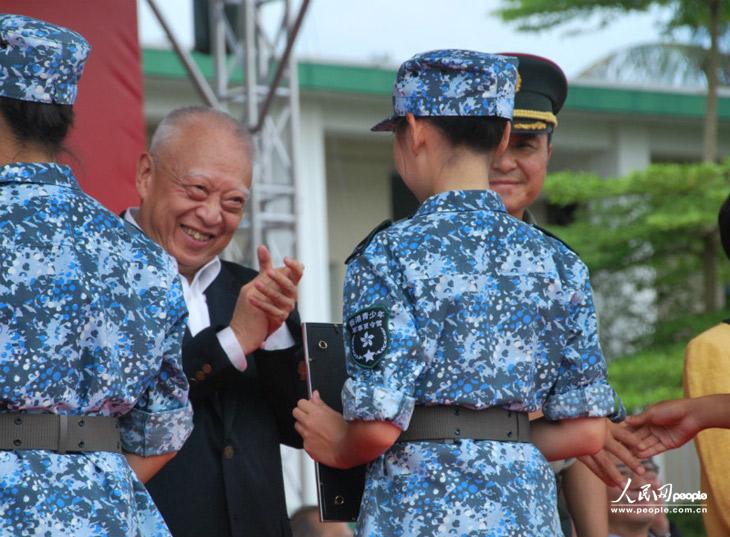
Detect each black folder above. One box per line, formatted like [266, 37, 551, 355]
[302, 322, 366, 522]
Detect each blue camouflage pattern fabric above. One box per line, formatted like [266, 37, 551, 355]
[342, 189, 619, 536]
[0, 163, 192, 536]
[371, 49, 517, 132]
[0, 14, 90, 104]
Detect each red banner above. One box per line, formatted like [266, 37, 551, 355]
[2, 0, 144, 212]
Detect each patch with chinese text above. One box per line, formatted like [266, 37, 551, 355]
[347, 307, 389, 369]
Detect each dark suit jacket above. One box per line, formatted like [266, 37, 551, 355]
[145, 259, 305, 537]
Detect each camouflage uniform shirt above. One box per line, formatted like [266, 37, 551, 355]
[0, 163, 192, 536]
[342, 189, 617, 536]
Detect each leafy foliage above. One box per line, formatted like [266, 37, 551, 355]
[608, 308, 730, 412]
[544, 161, 729, 266]
[496, 0, 730, 35]
[542, 161, 730, 355]
[579, 43, 730, 88]
[608, 342, 685, 413]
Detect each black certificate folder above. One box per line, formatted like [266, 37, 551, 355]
[302, 322, 366, 522]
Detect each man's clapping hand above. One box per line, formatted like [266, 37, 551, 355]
[229, 245, 304, 354]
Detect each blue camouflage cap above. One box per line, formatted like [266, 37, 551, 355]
[0, 14, 90, 105]
[371, 49, 518, 132]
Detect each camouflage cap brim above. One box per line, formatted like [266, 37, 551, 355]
[371, 115, 400, 132]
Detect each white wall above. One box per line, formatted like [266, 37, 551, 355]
[325, 136, 393, 320]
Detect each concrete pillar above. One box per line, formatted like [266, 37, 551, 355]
[615, 124, 651, 175]
[592, 124, 651, 177]
[296, 104, 332, 323]
[282, 103, 327, 513]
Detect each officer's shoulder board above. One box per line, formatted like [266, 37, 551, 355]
[532, 224, 578, 256]
[345, 219, 393, 265]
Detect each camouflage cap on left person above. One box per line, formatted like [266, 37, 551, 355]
[371, 49, 518, 132]
[0, 14, 90, 105]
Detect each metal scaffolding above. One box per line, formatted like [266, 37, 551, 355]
[146, 0, 309, 267]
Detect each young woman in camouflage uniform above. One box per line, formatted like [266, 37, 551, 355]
[0, 15, 192, 536]
[295, 50, 621, 536]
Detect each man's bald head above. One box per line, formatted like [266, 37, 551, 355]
[150, 106, 253, 168]
[136, 106, 254, 281]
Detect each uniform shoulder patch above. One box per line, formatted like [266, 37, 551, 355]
[532, 224, 578, 255]
[346, 307, 389, 369]
[345, 219, 393, 265]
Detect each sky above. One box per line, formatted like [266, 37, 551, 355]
[138, 0, 671, 78]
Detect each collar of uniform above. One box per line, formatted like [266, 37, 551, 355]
[0, 162, 79, 189]
[522, 209, 537, 225]
[124, 206, 222, 293]
[414, 189, 507, 218]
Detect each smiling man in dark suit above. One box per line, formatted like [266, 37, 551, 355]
[123, 106, 305, 537]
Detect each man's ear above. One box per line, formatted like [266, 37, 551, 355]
[494, 121, 511, 159]
[547, 141, 553, 161]
[135, 152, 153, 200]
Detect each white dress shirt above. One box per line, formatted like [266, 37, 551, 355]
[124, 208, 295, 371]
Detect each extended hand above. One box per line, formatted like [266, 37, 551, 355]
[293, 391, 348, 468]
[626, 398, 702, 458]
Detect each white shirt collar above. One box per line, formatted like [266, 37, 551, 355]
[124, 207, 142, 230]
[185, 256, 221, 295]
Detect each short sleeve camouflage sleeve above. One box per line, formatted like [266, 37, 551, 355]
[119, 270, 193, 455]
[543, 262, 623, 421]
[341, 237, 425, 431]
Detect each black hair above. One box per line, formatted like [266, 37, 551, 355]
[395, 115, 508, 153]
[0, 96, 74, 156]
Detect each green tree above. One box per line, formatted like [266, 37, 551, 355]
[579, 42, 730, 89]
[542, 160, 730, 355]
[498, 0, 730, 311]
[498, 0, 729, 162]
[497, 0, 730, 162]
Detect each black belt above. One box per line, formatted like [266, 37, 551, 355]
[0, 413, 122, 453]
[398, 406, 530, 443]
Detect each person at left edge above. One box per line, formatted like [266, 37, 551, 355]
[124, 106, 306, 537]
[0, 14, 192, 537]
